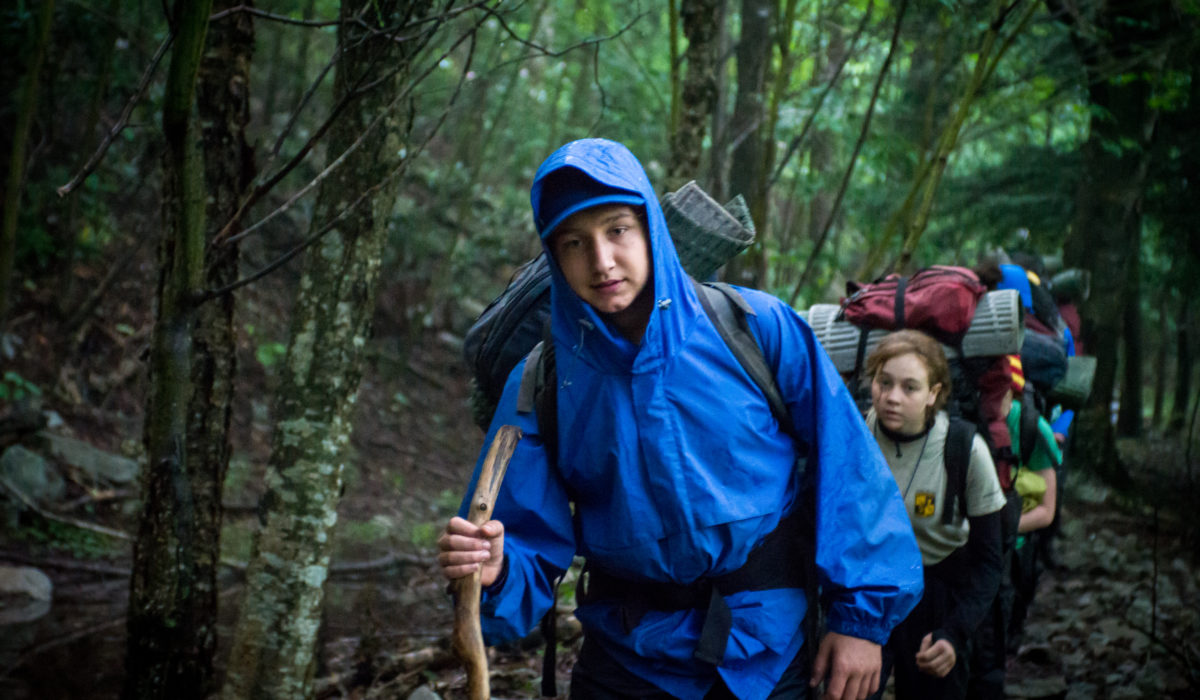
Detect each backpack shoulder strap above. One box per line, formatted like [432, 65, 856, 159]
[942, 417, 974, 525]
[692, 280, 802, 447]
[516, 326, 562, 698]
[517, 324, 559, 465]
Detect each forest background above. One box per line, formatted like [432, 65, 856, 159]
[1, 0, 1199, 698]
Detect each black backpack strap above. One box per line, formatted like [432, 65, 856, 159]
[894, 275, 908, 329]
[693, 280, 802, 447]
[517, 326, 562, 696]
[693, 279, 820, 672]
[943, 417, 974, 526]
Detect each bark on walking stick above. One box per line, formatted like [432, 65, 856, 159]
[452, 425, 522, 700]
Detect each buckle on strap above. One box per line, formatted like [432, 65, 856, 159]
[694, 586, 733, 665]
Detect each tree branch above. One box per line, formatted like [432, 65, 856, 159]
[199, 24, 479, 301]
[770, 0, 875, 186]
[788, 0, 907, 306]
[56, 33, 174, 198]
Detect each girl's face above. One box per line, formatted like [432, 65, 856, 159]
[871, 352, 942, 435]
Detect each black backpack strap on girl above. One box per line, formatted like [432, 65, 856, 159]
[942, 418, 975, 526]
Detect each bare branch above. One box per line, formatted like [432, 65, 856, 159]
[770, 0, 875, 186]
[56, 33, 174, 198]
[213, 4, 477, 245]
[481, 3, 647, 59]
[199, 25, 479, 301]
[789, 0, 908, 306]
[209, 4, 341, 27]
[0, 474, 133, 541]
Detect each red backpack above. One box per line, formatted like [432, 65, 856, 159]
[839, 266, 986, 346]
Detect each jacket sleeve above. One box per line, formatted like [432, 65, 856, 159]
[934, 510, 1003, 654]
[741, 289, 924, 645]
[460, 359, 577, 644]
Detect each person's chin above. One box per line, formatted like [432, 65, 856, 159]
[594, 298, 633, 316]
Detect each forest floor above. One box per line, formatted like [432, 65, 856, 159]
[2, 269, 1199, 698]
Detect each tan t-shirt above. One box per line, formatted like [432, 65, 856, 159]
[866, 409, 1006, 565]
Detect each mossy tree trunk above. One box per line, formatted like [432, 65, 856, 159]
[220, 2, 430, 697]
[123, 0, 216, 698]
[665, 0, 720, 192]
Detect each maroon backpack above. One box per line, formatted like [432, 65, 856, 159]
[839, 265, 986, 345]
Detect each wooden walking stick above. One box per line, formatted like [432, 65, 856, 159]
[452, 425, 522, 700]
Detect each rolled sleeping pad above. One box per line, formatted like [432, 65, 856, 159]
[661, 181, 756, 281]
[807, 289, 1023, 374]
[1046, 355, 1096, 409]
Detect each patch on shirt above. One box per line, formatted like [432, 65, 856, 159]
[913, 492, 936, 518]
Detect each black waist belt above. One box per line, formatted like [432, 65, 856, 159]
[578, 507, 812, 666]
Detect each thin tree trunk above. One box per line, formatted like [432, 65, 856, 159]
[666, 0, 721, 191]
[1058, 0, 1165, 483]
[1117, 219, 1143, 437]
[789, 0, 905, 305]
[1151, 292, 1169, 428]
[1, 0, 55, 324]
[123, 0, 214, 697]
[220, 2, 429, 697]
[708, 0, 732, 201]
[724, 0, 771, 286]
[1169, 298, 1191, 433]
[858, 0, 1037, 278]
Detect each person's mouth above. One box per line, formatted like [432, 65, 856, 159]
[592, 279, 623, 294]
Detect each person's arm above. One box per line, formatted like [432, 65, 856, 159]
[452, 360, 577, 644]
[930, 509, 1003, 658]
[1051, 408, 1073, 439]
[1018, 467, 1057, 534]
[741, 291, 923, 699]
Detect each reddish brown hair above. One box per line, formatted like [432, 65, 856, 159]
[864, 329, 951, 420]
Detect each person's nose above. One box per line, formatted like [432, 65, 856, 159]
[590, 238, 615, 272]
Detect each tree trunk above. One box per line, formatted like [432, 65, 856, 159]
[853, 0, 1035, 279]
[123, 1, 215, 698]
[708, 0, 733, 201]
[666, 0, 721, 192]
[220, 2, 428, 697]
[1, 0, 55, 324]
[805, 8, 844, 245]
[1169, 298, 1191, 433]
[1117, 221, 1143, 437]
[1151, 292, 1169, 428]
[1059, 0, 1165, 482]
[724, 0, 771, 286]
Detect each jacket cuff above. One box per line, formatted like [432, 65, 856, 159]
[825, 614, 891, 646]
[479, 556, 511, 610]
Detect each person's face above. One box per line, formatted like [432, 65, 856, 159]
[549, 204, 652, 336]
[871, 352, 941, 435]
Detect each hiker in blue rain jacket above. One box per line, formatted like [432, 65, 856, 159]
[438, 139, 923, 700]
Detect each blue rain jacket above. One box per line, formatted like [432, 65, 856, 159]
[462, 139, 922, 700]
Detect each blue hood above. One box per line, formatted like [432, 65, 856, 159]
[530, 139, 705, 375]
